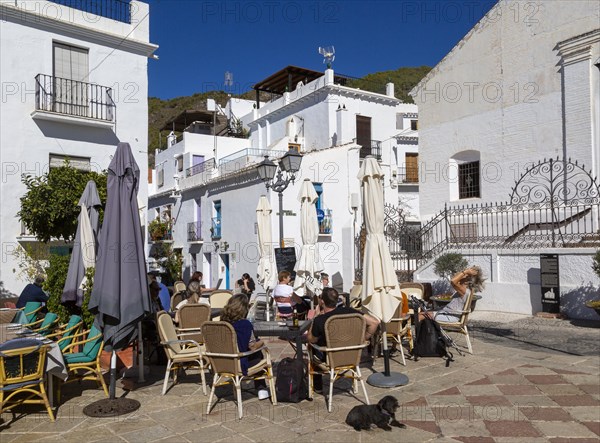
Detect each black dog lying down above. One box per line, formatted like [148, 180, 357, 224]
[345, 395, 406, 431]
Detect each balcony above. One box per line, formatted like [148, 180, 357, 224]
[148, 219, 172, 243]
[187, 221, 202, 243]
[218, 149, 287, 175]
[211, 217, 221, 240]
[32, 74, 115, 128]
[398, 166, 419, 184]
[49, 0, 132, 24]
[318, 209, 333, 235]
[186, 158, 216, 178]
[359, 140, 382, 160]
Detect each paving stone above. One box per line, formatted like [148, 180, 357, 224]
[120, 424, 176, 442]
[484, 420, 543, 437]
[536, 384, 587, 396]
[525, 375, 568, 385]
[497, 384, 541, 395]
[578, 384, 600, 395]
[459, 384, 503, 396]
[533, 421, 598, 438]
[519, 406, 573, 421]
[433, 387, 461, 395]
[504, 395, 560, 407]
[402, 419, 441, 435]
[548, 438, 600, 443]
[549, 395, 600, 407]
[454, 437, 495, 443]
[436, 419, 491, 437]
[581, 421, 600, 437]
[465, 395, 513, 407]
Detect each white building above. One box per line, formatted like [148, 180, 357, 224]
[409, 0, 600, 318]
[148, 66, 419, 291]
[0, 0, 157, 295]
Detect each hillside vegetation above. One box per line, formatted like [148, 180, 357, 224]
[147, 66, 431, 164]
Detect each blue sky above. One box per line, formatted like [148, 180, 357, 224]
[146, 0, 496, 99]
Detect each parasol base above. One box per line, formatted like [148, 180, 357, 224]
[367, 372, 409, 387]
[83, 398, 140, 417]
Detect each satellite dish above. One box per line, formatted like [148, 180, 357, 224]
[318, 46, 335, 69]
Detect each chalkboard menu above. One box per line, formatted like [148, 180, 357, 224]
[540, 254, 560, 313]
[275, 247, 297, 279]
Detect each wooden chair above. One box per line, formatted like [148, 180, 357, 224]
[0, 339, 54, 421]
[203, 321, 277, 419]
[61, 325, 108, 398]
[307, 313, 370, 412]
[434, 290, 475, 354]
[177, 303, 211, 346]
[156, 311, 209, 396]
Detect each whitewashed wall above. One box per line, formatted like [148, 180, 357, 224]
[0, 1, 154, 295]
[415, 249, 600, 320]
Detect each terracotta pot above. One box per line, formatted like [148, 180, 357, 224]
[100, 343, 136, 372]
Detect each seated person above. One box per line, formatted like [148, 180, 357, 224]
[189, 271, 218, 297]
[148, 273, 171, 313]
[16, 276, 49, 310]
[174, 281, 210, 323]
[307, 287, 380, 391]
[273, 270, 309, 317]
[235, 273, 256, 298]
[419, 266, 485, 322]
[221, 294, 270, 400]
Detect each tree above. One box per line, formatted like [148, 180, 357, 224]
[19, 164, 107, 243]
[434, 253, 469, 281]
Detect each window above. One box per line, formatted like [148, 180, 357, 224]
[410, 120, 418, 131]
[458, 161, 480, 199]
[404, 153, 418, 183]
[450, 223, 478, 243]
[177, 156, 183, 172]
[49, 154, 90, 171]
[396, 113, 404, 130]
[313, 183, 323, 210]
[157, 166, 164, 188]
[356, 115, 372, 159]
[53, 42, 89, 116]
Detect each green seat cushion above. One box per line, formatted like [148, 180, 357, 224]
[64, 352, 94, 364]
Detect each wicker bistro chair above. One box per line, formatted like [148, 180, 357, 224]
[20, 302, 43, 325]
[156, 311, 209, 396]
[307, 313, 370, 412]
[0, 339, 54, 421]
[60, 325, 108, 398]
[203, 321, 277, 419]
[45, 315, 83, 352]
[30, 313, 59, 336]
[209, 291, 233, 321]
[434, 290, 475, 354]
[381, 293, 413, 366]
[177, 303, 211, 346]
[174, 281, 187, 294]
[170, 291, 186, 312]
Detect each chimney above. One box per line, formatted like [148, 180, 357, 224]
[336, 104, 350, 145]
[386, 82, 395, 97]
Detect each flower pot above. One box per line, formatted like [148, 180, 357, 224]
[584, 301, 600, 317]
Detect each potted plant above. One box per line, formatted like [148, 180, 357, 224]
[148, 218, 170, 241]
[585, 250, 600, 316]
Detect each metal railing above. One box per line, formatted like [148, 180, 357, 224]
[398, 166, 419, 184]
[49, 0, 132, 23]
[318, 209, 333, 235]
[35, 74, 115, 122]
[211, 217, 221, 239]
[187, 221, 202, 242]
[186, 158, 216, 178]
[359, 140, 381, 160]
[218, 149, 286, 174]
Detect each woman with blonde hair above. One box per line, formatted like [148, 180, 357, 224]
[221, 294, 270, 400]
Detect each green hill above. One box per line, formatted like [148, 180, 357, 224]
[147, 66, 431, 165]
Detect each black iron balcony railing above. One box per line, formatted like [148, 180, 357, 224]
[35, 74, 115, 122]
[359, 140, 382, 160]
[398, 166, 419, 184]
[187, 221, 202, 242]
[186, 158, 216, 178]
[49, 0, 131, 24]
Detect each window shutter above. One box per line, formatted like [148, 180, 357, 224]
[356, 115, 371, 158]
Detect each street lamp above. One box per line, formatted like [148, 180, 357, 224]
[257, 150, 303, 247]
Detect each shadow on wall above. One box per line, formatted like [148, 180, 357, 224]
[35, 120, 119, 145]
[561, 284, 600, 321]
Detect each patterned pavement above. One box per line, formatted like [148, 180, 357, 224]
[1, 313, 599, 442]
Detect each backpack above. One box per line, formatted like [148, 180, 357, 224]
[413, 317, 454, 367]
[275, 357, 308, 403]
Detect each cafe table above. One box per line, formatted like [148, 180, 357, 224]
[0, 323, 68, 407]
[252, 320, 312, 360]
